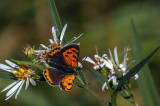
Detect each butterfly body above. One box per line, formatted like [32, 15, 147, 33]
[43, 44, 80, 91]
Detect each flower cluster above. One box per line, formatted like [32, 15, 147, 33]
[83, 46, 138, 91]
[0, 24, 82, 100]
[0, 23, 139, 106]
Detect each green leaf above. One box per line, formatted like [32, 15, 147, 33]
[11, 59, 44, 70]
[88, 70, 105, 84]
[48, 0, 62, 37]
[75, 80, 85, 88]
[48, 0, 67, 44]
[115, 46, 160, 92]
[0, 72, 11, 79]
[111, 91, 118, 106]
[130, 18, 160, 106]
[77, 70, 86, 85]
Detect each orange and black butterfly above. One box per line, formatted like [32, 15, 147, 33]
[43, 44, 80, 91]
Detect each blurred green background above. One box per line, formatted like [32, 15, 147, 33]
[0, 0, 160, 106]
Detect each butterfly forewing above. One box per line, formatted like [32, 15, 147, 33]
[60, 44, 79, 68]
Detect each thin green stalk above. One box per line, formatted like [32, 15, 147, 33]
[130, 18, 160, 106]
[104, 74, 112, 96]
[125, 83, 135, 104]
[85, 85, 110, 105]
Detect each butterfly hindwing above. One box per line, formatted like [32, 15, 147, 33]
[59, 75, 75, 91]
[43, 68, 65, 86]
[60, 44, 79, 68]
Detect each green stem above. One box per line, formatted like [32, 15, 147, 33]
[85, 85, 110, 105]
[105, 75, 112, 96]
[101, 68, 112, 96]
[125, 83, 136, 104]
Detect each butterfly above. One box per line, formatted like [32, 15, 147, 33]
[43, 44, 80, 91]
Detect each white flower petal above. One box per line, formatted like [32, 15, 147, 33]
[93, 65, 100, 70]
[5, 90, 16, 100]
[102, 82, 108, 92]
[134, 74, 139, 80]
[109, 49, 117, 67]
[108, 77, 112, 83]
[40, 44, 48, 49]
[102, 54, 108, 59]
[112, 76, 118, 86]
[34, 50, 45, 55]
[114, 47, 119, 65]
[1, 81, 19, 92]
[121, 67, 126, 72]
[52, 26, 58, 44]
[78, 62, 82, 68]
[15, 80, 25, 99]
[122, 47, 130, 67]
[5, 60, 20, 69]
[100, 63, 105, 68]
[49, 39, 54, 44]
[0, 63, 17, 72]
[60, 24, 67, 44]
[30, 78, 36, 86]
[25, 77, 29, 90]
[119, 64, 123, 68]
[82, 56, 96, 64]
[103, 60, 113, 70]
[94, 55, 100, 61]
[6, 80, 23, 97]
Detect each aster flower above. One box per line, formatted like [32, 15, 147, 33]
[39, 24, 82, 51]
[82, 46, 139, 92]
[108, 47, 138, 79]
[0, 60, 36, 100]
[82, 54, 113, 70]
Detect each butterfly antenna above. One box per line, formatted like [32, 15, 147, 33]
[66, 33, 83, 45]
[65, 37, 77, 44]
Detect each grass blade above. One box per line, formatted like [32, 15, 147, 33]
[48, 0, 62, 37]
[130, 18, 160, 106]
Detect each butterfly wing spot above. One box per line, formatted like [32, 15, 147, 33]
[48, 49, 59, 57]
[60, 75, 75, 91]
[44, 69, 54, 84]
[63, 48, 78, 68]
[71, 48, 78, 53]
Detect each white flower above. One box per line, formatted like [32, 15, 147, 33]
[82, 55, 113, 70]
[108, 46, 138, 79]
[82, 46, 139, 92]
[39, 24, 83, 51]
[102, 46, 139, 91]
[0, 60, 36, 100]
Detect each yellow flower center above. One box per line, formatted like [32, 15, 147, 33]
[12, 68, 32, 80]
